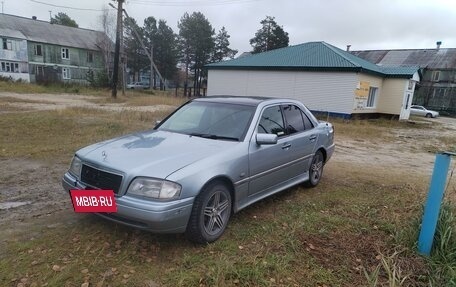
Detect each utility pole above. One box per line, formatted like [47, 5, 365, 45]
[1, 2, 4, 14]
[122, 9, 168, 90]
[111, 0, 124, 99]
[48, 10, 52, 21]
[120, 5, 125, 96]
[149, 44, 155, 90]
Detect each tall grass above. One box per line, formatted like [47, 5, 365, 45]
[364, 250, 410, 287]
[0, 107, 173, 160]
[0, 81, 109, 96]
[428, 202, 456, 286]
[364, 191, 456, 286]
[374, 200, 456, 286]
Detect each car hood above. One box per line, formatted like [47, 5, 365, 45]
[76, 130, 236, 179]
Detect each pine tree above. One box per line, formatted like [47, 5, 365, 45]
[50, 12, 79, 28]
[249, 16, 289, 53]
[212, 27, 238, 62]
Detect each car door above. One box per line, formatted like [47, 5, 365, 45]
[248, 104, 316, 195]
[281, 104, 318, 176]
[248, 105, 290, 195]
[412, 106, 425, 116]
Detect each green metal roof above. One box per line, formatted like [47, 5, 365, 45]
[206, 42, 419, 78]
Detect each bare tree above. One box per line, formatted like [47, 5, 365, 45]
[97, 7, 116, 83]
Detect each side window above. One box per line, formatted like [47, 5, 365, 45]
[257, 106, 286, 136]
[302, 111, 314, 130]
[282, 105, 305, 134]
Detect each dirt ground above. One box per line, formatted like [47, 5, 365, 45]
[1, 92, 455, 233]
[0, 92, 172, 113]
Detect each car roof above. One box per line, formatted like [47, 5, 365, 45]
[193, 96, 296, 106]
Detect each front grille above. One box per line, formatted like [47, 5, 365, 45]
[81, 164, 122, 194]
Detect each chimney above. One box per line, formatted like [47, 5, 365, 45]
[436, 41, 442, 50]
[346, 45, 351, 52]
[32, 16, 37, 20]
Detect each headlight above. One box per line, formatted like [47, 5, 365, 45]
[69, 156, 82, 178]
[127, 177, 181, 200]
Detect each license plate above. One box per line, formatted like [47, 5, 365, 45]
[70, 190, 117, 213]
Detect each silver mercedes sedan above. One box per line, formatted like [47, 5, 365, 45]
[62, 96, 335, 243]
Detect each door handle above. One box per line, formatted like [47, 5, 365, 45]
[309, 135, 317, 141]
[282, 143, 291, 149]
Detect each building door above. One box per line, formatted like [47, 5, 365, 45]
[400, 92, 412, 120]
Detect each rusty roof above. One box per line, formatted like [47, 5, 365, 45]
[351, 48, 456, 70]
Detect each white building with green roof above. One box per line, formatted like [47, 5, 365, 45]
[206, 42, 420, 120]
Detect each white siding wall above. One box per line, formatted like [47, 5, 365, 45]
[207, 70, 358, 114]
[0, 71, 30, 82]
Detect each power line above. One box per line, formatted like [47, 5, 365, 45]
[127, 0, 262, 6]
[29, 0, 108, 12]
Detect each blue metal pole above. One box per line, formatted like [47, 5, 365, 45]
[418, 153, 452, 255]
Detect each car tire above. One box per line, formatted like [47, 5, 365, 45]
[426, 113, 432, 118]
[186, 182, 232, 244]
[305, 150, 324, 188]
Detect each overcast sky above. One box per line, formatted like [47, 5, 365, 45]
[3, 0, 456, 55]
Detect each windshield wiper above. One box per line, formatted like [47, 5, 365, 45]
[189, 133, 239, 141]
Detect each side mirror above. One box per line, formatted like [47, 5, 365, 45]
[256, 133, 278, 145]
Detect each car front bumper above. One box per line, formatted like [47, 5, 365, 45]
[62, 172, 194, 233]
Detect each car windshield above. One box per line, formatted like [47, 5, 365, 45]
[157, 101, 255, 141]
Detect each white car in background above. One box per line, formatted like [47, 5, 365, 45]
[127, 82, 149, 89]
[410, 105, 439, 118]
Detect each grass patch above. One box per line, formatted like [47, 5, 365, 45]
[422, 135, 456, 153]
[0, 80, 186, 101]
[0, 81, 109, 96]
[0, 96, 55, 104]
[427, 202, 456, 286]
[0, 103, 32, 112]
[0, 163, 432, 286]
[0, 107, 174, 161]
[88, 92, 187, 107]
[327, 117, 433, 141]
[1, 104, 454, 286]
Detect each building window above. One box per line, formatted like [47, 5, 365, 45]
[433, 88, 446, 99]
[433, 71, 440, 82]
[366, 87, 378, 108]
[34, 44, 42, 56]
[61, 48, 69, 59]
[62, 68, 71, 79]
[2, 38, 12, 50]
[36, 66, 44, 76]
[87, 51, 93, 63]
[408, 81, 414, 90]
[0, 61, 20, 73]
